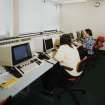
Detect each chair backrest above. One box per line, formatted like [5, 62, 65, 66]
[94, 36, 105, 49]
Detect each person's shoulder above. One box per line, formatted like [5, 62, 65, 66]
[72, 44, 77, 49]
[60, 45, 68, 48]
[57, 45, 66, 51]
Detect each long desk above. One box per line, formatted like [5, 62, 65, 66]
[0, 59, 57, 102]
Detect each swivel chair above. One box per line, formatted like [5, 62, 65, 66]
[56, 66, 86, 105]
[48, 65, 86, 105]
[94, 36, 105, 50]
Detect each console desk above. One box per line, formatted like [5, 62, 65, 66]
[0, 58, 57, 102]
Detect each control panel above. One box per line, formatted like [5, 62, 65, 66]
[15, 56, 43, 74]
[4, 56, 43, 77]
[2, 53, 54, 79]
[16, 57, 42, 69]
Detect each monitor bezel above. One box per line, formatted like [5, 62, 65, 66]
[12, 43, 32, 65]
[43, 38, 53, 53]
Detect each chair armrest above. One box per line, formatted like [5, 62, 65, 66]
[62, 66, 73, 71]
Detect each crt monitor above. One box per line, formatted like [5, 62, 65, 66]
[76, 31, 81, 39]
[12, 43, 32, 65]
[0, 43, 32, 66]
[43, 38, 53, 52]
[68, 33, 74, 39]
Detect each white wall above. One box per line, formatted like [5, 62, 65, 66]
[19, 0, 60, 34]
[0, 0, 10, 37]
[41, 2, 60, 31]
[60, 1, 105, 37]
[0, 0, 59, 37]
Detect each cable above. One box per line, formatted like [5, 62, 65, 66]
[44, 59, 55, 65]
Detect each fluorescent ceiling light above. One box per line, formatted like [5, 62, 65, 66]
[51, 0, 87, 4]
[63, 0, 87, 4]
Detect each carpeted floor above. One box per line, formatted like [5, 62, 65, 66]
[10, 52, 105, 105]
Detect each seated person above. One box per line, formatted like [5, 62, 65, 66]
[82, 28, 95, 56]
[78, 29, 95, 60]
[42, 34, 87, 93]
[54, 34, 84, 77]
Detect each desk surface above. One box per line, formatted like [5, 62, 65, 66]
[0, 58, 57, 102]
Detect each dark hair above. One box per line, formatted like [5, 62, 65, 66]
[68, 33, 74, 39]
[85, 28, 93, 36]
[60, 34, 72, 47]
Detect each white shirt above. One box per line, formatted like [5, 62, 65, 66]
[54, 44, 83, 77]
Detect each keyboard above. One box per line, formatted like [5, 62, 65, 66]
[16, 57, 42, 74]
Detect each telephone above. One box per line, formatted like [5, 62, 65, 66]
[37, 52, 50, 60]
[4, 66, 22, 78]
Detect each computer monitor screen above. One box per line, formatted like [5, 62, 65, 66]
[12, 43, 32, 65]
[80, 31, 84, 39]
[43, 38, 53, 52]
[68, 33, 74, 39]
[76, 32, 81, 39]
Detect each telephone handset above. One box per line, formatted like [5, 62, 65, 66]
[5, 66, 22, 78]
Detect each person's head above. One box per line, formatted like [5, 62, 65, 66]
[83, 28, 93, 37]
[60, 34, 72, 46]
[96, 36, 105, 48]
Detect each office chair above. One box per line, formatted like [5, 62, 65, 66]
[94, 36, 105, 50]
[43, 64, 86, 105]
[57, 66, 86, 105]
[93, 36, 105, 57]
